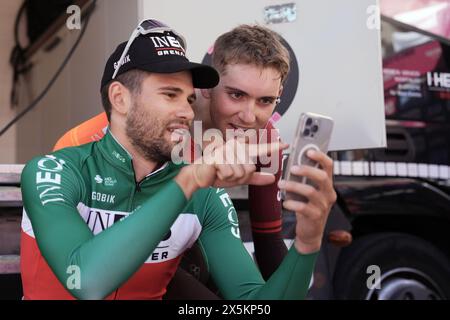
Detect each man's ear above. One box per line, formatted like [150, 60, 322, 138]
[109, 82, 132, 116]
[278, 85, 284, 98]
[200, 88, 211, 99]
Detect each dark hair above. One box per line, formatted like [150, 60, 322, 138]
[100, 69, 149, 120]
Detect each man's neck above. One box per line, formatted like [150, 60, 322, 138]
[109, 126, 159, 182]
[192, 95, 215, 151]
[192, 94, 213, 131]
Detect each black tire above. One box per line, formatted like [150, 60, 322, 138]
[333, 232, 450, 300]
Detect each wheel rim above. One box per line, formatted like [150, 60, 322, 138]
[365, 267, 445, 300]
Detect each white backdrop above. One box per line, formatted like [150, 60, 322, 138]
[139, 0, 386, 151]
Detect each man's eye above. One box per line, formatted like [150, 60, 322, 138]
[260, 98, 275, 105]
[163, 92, 177, 98]
[229, 92, 243, 100]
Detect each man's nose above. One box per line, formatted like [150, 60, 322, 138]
[177, 101, 195, 121]
[238, 101, 256, 124]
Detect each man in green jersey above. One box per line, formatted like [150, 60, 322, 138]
[20, 19, 336, 300]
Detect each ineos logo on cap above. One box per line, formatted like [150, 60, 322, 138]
[150, 35, 185, 50]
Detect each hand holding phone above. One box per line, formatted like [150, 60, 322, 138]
[281, 112, 334, 202]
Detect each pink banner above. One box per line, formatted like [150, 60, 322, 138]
[380, 0, 450, 40]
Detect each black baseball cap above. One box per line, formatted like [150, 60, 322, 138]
[101, 30, 219, 90]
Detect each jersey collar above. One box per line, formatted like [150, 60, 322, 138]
[97, 129, 134, 171]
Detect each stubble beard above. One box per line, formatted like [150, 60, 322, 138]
[125, 101, 173, 164]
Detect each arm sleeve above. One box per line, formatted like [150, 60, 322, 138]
[53, 112, 108, 151]
[249, 125, 287, 279]
[21, 156, 187, 300]
[198, 188, 317, 300]
[248, 150, 287, 279]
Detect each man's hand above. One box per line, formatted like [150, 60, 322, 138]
[278, 150, 337, 254]
[175, 139, 288, 198]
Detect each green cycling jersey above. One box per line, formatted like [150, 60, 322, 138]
[21, 129, 317, 300]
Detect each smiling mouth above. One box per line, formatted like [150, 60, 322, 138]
[167, 124, 190, 132]
[167, 126, 190, 143]
[167, 128, 188, 133]
[228, 123, 252, 131]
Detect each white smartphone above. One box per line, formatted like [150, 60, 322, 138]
[281, 112, 334, 202]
